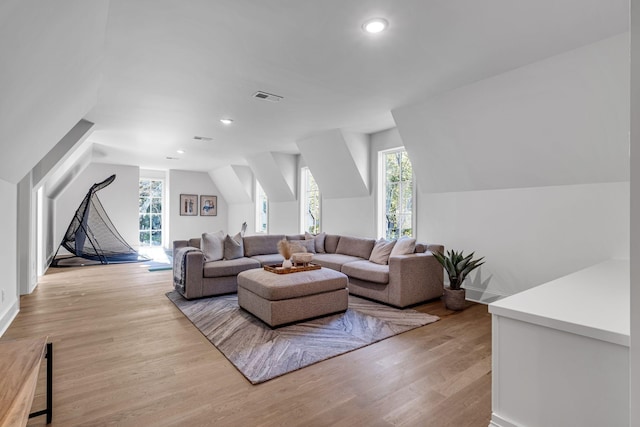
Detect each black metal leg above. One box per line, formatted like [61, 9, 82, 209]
[46, 342, 52, 424]
[28, 342, 53, 424]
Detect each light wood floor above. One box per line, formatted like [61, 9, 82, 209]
[2, 263, 492, 427]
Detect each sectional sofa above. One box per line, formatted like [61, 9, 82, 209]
[173, 233, 444, 308]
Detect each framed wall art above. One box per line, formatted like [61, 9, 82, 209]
[179, 194, 198, 216]
[200, 195, 217, 216]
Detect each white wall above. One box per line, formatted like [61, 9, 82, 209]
[630, 0, 639, 422]
[54, 163, 140, 257]
[169, 170, 228, 241]
[227, 203, 255, 236]
[390, 35, 631, 298]
[0, 178, 18, 335]
[419, 182, 629, 297]
[268, 201, 299, 235]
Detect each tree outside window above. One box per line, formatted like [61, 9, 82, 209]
[139, 179, 163, 246]
[301, 167, 321, 234]
[381, 149, 413, 239]
[255, 180, 268, 233]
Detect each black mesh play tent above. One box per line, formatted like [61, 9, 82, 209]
[52, 174, 147, 266]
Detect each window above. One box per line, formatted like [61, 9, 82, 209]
[301, 167, 321, 234]
[379, 148, 414, 239]
[139, 179, 163, 246]
[255, 180, 268, 233]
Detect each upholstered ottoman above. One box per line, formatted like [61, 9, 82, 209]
[237, 267, 349, 327]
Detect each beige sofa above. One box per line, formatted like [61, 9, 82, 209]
[173, 233, 444, 308]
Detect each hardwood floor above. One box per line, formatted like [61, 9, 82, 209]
[2, 263, 492, 427]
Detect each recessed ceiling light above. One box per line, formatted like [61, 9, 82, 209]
[177, 149, 185, 154]
[220, 118, 233, 125]
[362, 18, 388, 34]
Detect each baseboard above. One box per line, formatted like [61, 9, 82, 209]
[489, 413, 520, 427]
[0, 300, 19, 337]
[465, 286, 507, 304]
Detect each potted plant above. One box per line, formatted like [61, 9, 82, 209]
[431, 249, 485, 311]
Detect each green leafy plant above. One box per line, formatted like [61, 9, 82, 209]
[431, 250, 485, 290]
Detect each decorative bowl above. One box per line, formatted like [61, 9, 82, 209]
[292, 252, 313, 264]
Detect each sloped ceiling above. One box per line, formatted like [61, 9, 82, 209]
[393, 34, 630, 193]
[246, 152, 297, 202]
[33, 119, 95, 189]
[80, 0, 628, 172]
[296, 129, 370, 199]
[0, 0, 108, 184]
[209, 165, 254, 204]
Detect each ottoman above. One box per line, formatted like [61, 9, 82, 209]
[237, 267, 349, 327]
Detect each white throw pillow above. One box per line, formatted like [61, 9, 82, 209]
[305, 231, 326, 253]
[390, 236, 416, 257]
[202, 230, 225, 261]
[369, 238, 396, 265]
[223, 232, 244, 260]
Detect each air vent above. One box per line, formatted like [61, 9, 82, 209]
[193, 136, 213, 141]
[165, 156, 180, 160]
[253, 91, 283, 102]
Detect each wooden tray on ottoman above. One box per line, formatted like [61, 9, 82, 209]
[264, 263, 321, 274]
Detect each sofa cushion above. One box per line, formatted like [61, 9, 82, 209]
[224, 233, 244, 260]
[305, 232, 326, 253]
[341, 260, 390, 284]
[336, 236, 376, 259]
[390, 236, 416, 257]
[312, 253, 363, 271]
[251, 254, 284, 266]
[290, 239, 316, 254]
[369, 238, 396, 265]
[203, 257, 261, 278]
[243, 234, 285, 257]
[324, 234, 340, 253]
[202, 230, 225, 261]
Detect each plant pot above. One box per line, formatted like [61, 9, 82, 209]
[443, 287, 466, 311]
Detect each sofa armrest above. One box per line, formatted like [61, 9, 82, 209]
[388, 252, 444, 307]
[182, 249, 205, 299]
[173, 240, 189, 252]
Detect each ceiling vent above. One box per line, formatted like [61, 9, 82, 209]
[193, 136, 213, 141]
[253, 91, 283, 102]
[165, 156, 180, 160]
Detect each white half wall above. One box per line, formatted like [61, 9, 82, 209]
[54, 163, 140, 258]
[169, 170, 228, 241]
[0, 178, 18, 336]
[393, 34, 630, 193]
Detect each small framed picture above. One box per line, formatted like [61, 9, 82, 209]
[200, 195, 217, 216]
[179, 194, 198, 216]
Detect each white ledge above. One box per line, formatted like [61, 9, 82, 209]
[489, 259, 629, 347]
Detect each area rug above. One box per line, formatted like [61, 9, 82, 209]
[166, 290, 439, 384]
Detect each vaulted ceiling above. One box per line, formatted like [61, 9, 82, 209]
[0, 0, 629, 182]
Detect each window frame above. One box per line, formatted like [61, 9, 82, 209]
[300, 167, 321, 234]
[138, 177, 165, 247]
[377, 147, 416, 240]
[255, 180, 268, 234]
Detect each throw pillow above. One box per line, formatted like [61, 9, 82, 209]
[202, 230, 225, 261]
[305, 231, 326, 253]
[223, 232, 244, 260]
[291, 238, 316, 254]
[369, 238, 396, 265]
[390, 236, 416, 257]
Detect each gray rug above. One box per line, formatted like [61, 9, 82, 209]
[166, 290, 439, 384]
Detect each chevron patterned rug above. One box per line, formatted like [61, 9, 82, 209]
[166, 290, 439, 384]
